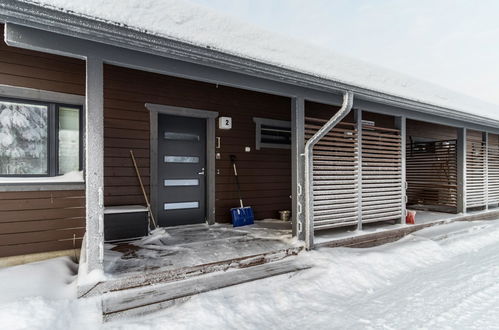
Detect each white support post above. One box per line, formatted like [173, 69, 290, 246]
[395, 116, 407, 224]
[85, 57, 105, 272]
[484, 132, 489, 210]
[291, 97, 305, 240]
[354, 109, 363, 230]
[457, 127, 467, 213]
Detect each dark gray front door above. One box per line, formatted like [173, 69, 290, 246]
[157, 114, 206, 226]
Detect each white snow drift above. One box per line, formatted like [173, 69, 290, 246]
[1, 220, 499, 329]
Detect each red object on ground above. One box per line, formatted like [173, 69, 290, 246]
[406, 211, 416, 224]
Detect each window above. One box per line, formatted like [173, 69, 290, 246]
[0, 98, 82, 177]
[253, 117, 291, 150]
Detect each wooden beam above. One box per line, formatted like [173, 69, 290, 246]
[484, 132, 489, 210]
[395, 116, 407, 224]
[355, 109, 363, 230]
[291, 97, 305, 239]
[457, 127, 467, 213]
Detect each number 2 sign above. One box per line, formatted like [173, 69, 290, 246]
[218, 117, 232, 130]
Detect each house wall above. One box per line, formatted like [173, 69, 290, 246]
[0, 24, 86, 258]
[0, 190, 86, 257]
[406, 119, 460, 211]
[103, 64, 292, 222]
[407, 119, 457, 140]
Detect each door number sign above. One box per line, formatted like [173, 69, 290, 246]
[219, 117, 232, 130]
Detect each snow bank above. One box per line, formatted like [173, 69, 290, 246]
[103, 220, 499, 329]
[2, 221, 499, 329]
[26, 0, 499, 121]
[0, 257, 101, 330]
[0, 257, 77, 302]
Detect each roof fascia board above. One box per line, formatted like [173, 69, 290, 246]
[4, 22, 344, 105]
[1, 2, 498, 129]
[355, 98, 499, 134]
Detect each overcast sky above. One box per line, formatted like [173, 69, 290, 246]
[190, 0, 499, 106]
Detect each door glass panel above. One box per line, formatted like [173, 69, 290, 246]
[164, 179, 199, 186]
[0, 100, 48, 175]
[164, 201, 199, 210]
[164, 156, 199, 163]
[164, 132, 200, 141]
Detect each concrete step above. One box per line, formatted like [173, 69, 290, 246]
[102, 257, 310, 321]
[79, 245, 303, 298]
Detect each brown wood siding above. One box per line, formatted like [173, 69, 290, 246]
[488, 133, 499, 205]
[103, 64, 292, 222]
[0, 190, 85, 257]
[466, 129, 487, 208]
[0, 24, 86, 257]
[305, 100, 353, 122]
[407, 119, 457, 141]
[363, 111, 396, 129]
[406, 120, 459, 211]
[0, 24, 85, 95]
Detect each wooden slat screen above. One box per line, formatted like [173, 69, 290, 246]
[305, 118, 359, 230]
[305, 117, 403, 231]
[362, 125, 403, 223]
[406, 140, 458, 209]
[488, 134, 499, 205]
[466, 131, 487, 208]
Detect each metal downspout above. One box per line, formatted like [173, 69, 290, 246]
[304, 91, 354, 249]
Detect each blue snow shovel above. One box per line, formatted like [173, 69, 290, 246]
[230, 155, 254, 227]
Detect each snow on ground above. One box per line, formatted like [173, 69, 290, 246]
[2, 220, 499, 329]
[0, 257, 101, 330]
[27, 0, 499, 121]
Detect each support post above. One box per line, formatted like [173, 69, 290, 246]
[484, 132, 489, 210]
[291, 97, 305, 240]
[457, 127, 467, 213]
[85, 57, 105, 272]
[395, 116, 407, 224]
[354, 109, 363, 230]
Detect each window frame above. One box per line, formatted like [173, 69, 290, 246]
[253, 117, 292, 150]
[0, 96, 83, 178]
[55, 103, 84, 175]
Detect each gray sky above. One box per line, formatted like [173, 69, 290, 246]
[190, 0, 499, 106]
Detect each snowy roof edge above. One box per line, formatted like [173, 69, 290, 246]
[2, 0, 499, 129]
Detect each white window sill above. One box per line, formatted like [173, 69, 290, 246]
[0, 171, 85, 191]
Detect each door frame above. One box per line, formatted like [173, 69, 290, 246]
[146, 103, 219, 225]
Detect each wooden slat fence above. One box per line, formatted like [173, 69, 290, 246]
[488, 134, 499, 206]
[406, 140, 458, 210]
[466, 131, 487, 208]
[362, 124, 403, 223]
[306, 118, 359, 230]
[305, 117, 403, 231]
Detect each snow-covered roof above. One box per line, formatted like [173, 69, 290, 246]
[20, 0, 499, 122]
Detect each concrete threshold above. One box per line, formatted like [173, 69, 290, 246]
[315, 209, 499, 249]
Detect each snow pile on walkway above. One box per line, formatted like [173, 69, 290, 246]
[27, 0, 499, 121]
[0, 257, 101, 330]
[1, 220, 499, 329]
[105, 220, 499, 329]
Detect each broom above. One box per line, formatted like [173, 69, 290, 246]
[130, 150, 158, 230]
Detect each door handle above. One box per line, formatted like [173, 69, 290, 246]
[198, 168, 205, 175]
